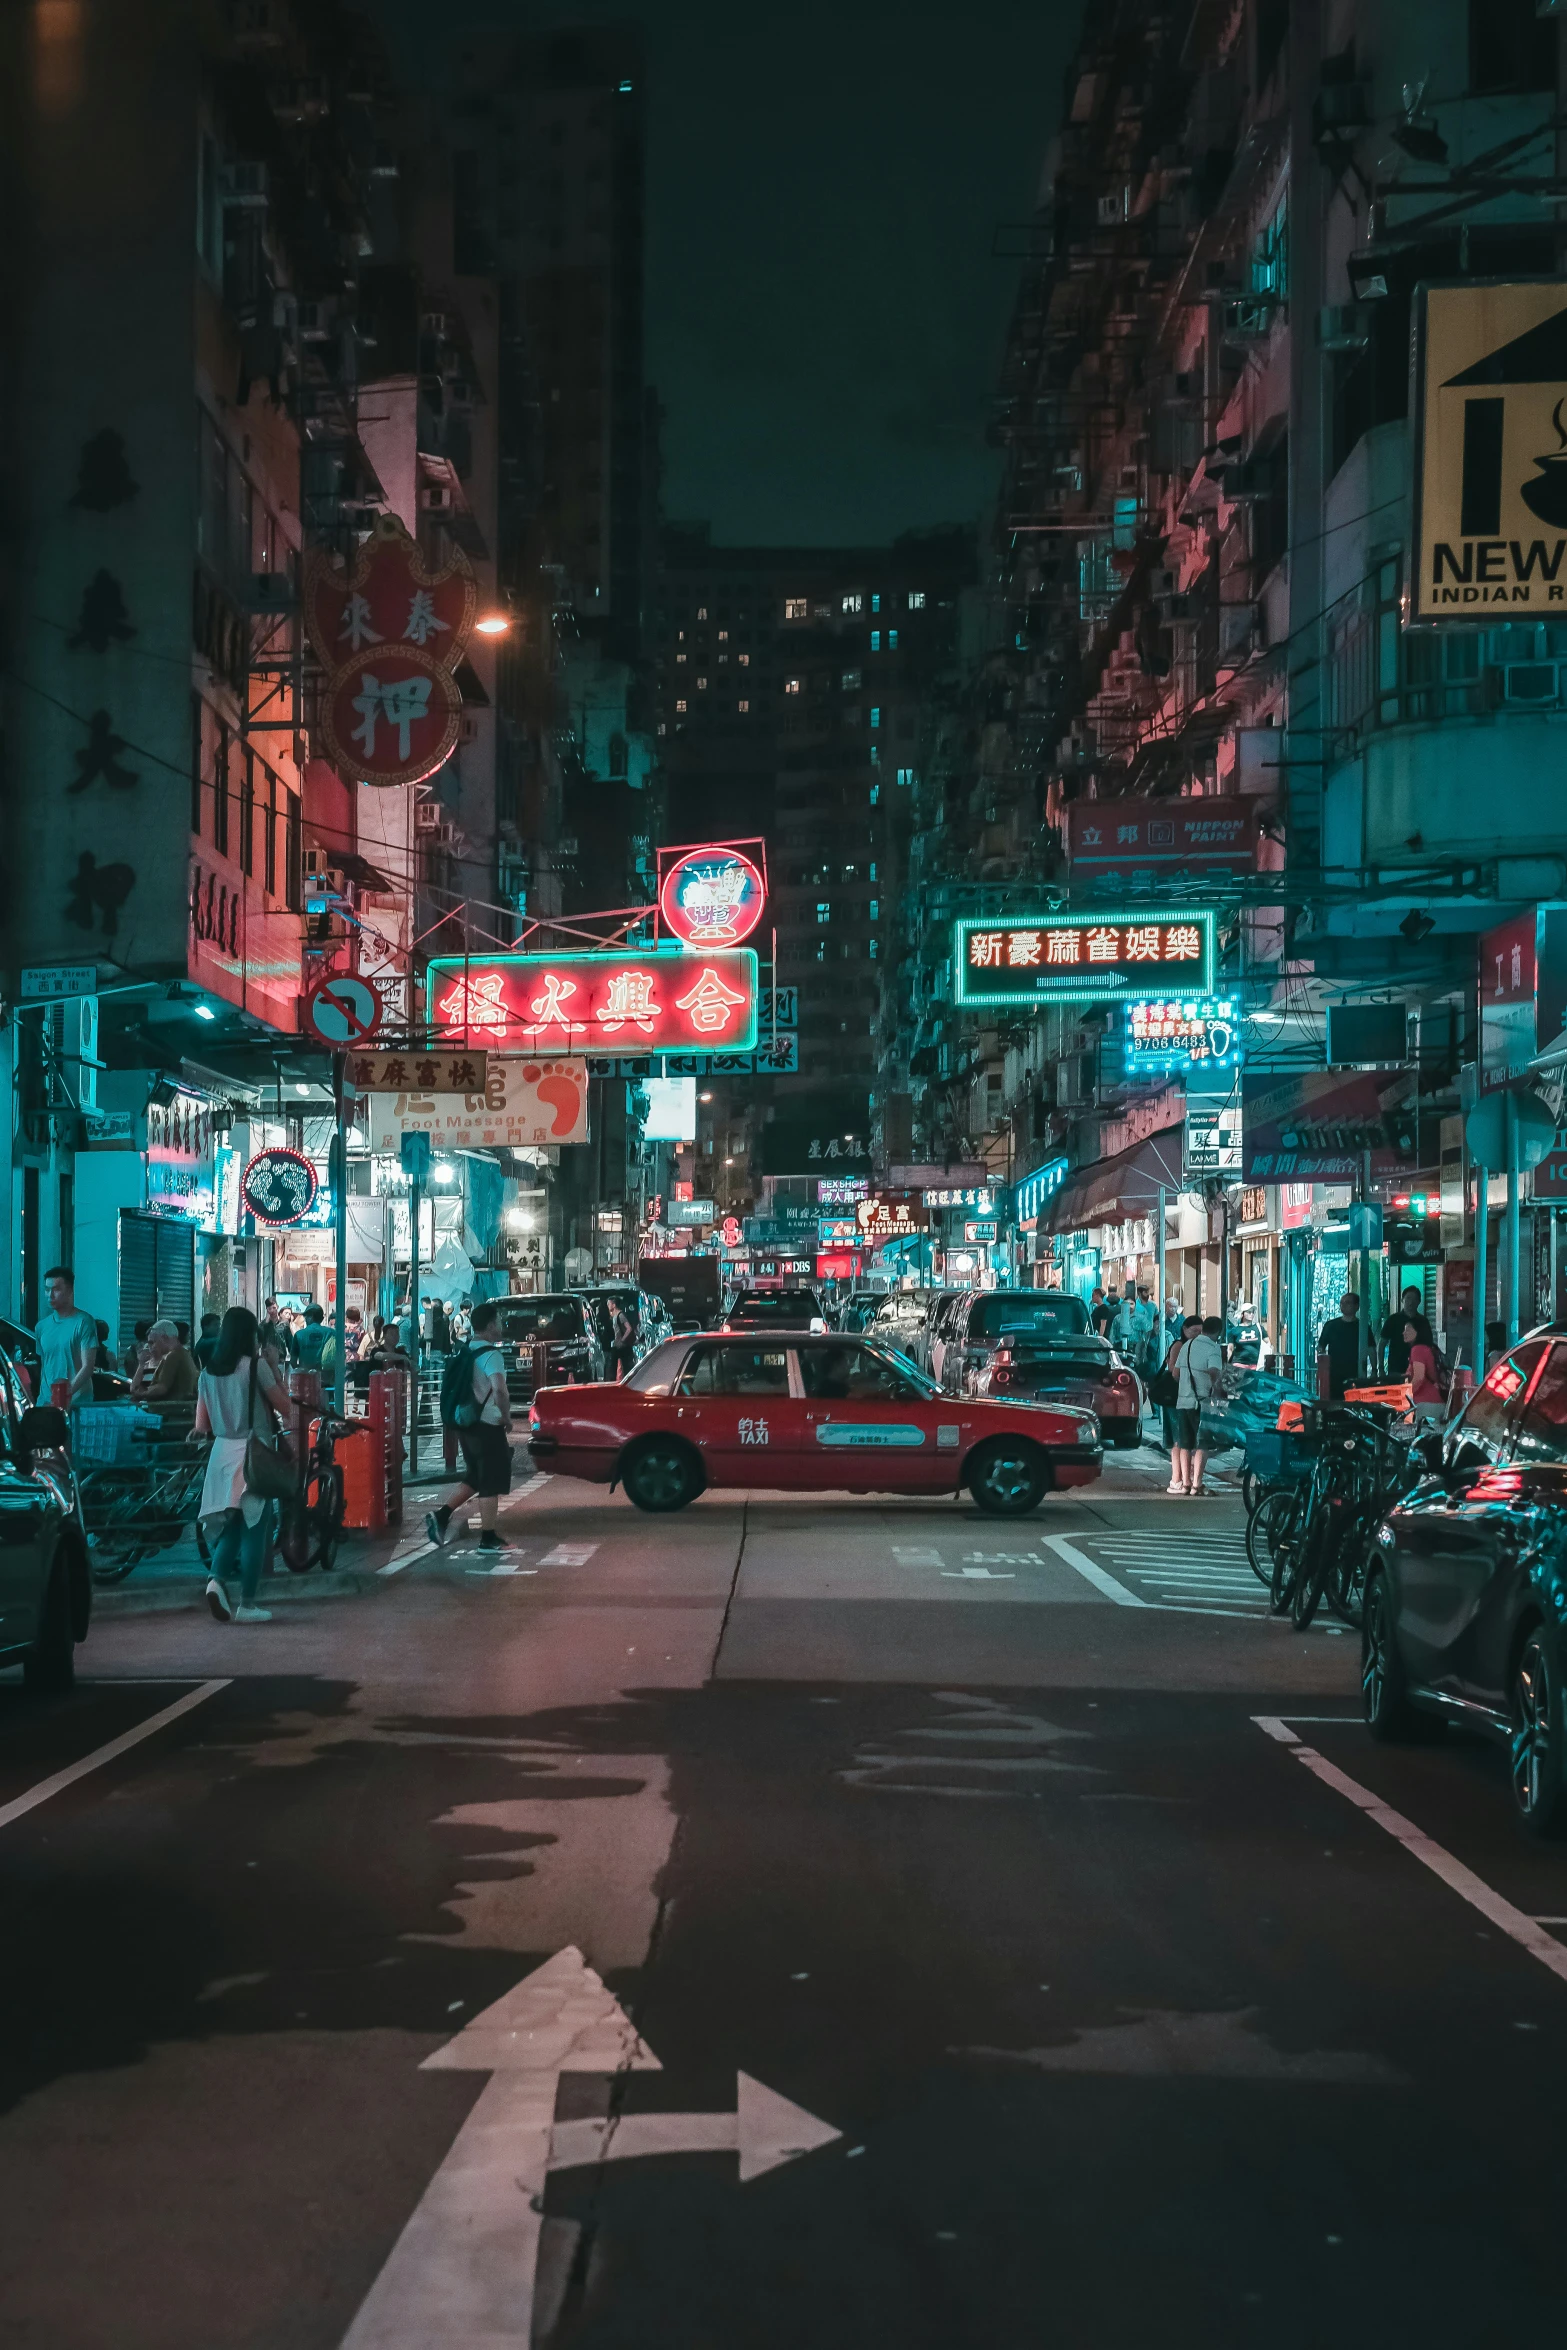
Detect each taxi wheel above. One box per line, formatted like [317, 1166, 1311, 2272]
[621, 1438, 703, 1514]
[967, 1439, 1048, 1517]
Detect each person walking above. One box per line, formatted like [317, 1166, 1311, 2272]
[1317, 1293, 1364, 1401]
[1382, 1286, 1434, 1381]
[1166, 1311, 1224, 1496]
[1090, 1287, 1118, 1338]
[34, 1266, 99, 1409]
[194, 1306, 291, 1624]
[425, 1299, 514, 1556]
[1404, 1317, 1443, 1418]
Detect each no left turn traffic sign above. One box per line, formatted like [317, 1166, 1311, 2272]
[305, 972, 382, 1047]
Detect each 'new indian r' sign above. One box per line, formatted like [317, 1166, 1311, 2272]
[426, 949, 759, 1054]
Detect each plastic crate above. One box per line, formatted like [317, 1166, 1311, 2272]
[1243, 1425, 1316, 1481]
[72, 1404, 163, 1463]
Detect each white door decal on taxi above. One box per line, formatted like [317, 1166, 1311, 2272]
[814, 1423, 927, 1449]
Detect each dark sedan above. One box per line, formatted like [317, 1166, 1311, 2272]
[721, 1289, 828, 1333]
[944, 1289, 1144, 1447]
[0, 1345, 90, 1690]
[1363, 1330, 1567, 1833]
[490, 1295, 604, 1406]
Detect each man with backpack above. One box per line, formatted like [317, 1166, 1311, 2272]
[425, 1299, 514, 1555]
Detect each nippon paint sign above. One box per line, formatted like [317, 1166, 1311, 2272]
[1413, 281, 1567, 620]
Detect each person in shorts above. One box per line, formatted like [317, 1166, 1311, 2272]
[425, 1299, 514, 1555]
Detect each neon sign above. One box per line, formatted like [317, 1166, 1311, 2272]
[954, 911, 1215, 1006]
[427, 950, 759, 1054]
[241, 1146, 319, 1227]
[1126, 995, 1243, 1069]
[659, 845, 767, 947]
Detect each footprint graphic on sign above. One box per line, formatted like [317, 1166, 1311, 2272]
[535, 1065, 583, 1137]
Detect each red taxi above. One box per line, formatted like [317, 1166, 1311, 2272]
[528, 1332, 1102, 1515]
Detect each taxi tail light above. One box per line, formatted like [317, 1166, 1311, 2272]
[992, 1346, 1014, 1367]
[528, 1402, 540, 1429]
[1109, 1369, 1138, 1395]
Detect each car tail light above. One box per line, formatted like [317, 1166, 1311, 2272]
[993, 1346, 1013, 1367]
[1110, 1369, 1138, 1395]
[528, 1402, 540, 1429]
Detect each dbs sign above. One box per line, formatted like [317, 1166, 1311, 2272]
[427, 950, 759, 1054]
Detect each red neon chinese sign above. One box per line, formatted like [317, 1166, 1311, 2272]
[659, 844, 767, 947]
[426, 950, 759, 1053]
[304, 513, 476, 788]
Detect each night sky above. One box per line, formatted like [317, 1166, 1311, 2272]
[373, 0, 1074, 545]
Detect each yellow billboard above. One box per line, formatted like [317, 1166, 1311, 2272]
[1413, 280, 1567, 621]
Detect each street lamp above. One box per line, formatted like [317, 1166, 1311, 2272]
[474, 611, 511, 636]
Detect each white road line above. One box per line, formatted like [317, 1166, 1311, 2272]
[538, 1543, 598, 1567]
[378, 1475, 552, 1576]
[892, 1546, 945, 1568]
[1252, 1717, 1567, 1988]
[1042, 1534, 1150, 1606]
[0, 1679, 230, 1832]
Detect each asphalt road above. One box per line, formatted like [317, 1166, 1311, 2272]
[3, 1450, 1566, 2347]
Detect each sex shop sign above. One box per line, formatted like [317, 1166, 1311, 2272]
[426, 949, 759, 1054]
[303, 513, 476, 787]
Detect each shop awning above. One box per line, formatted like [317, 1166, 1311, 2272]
[1041, 1124, 1185, 1235]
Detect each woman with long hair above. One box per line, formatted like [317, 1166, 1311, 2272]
[194, 1305, 290, 1623]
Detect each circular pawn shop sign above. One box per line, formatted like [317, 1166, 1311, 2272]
[660, 847, 766, 948]
[241, 1146, 319, 1228]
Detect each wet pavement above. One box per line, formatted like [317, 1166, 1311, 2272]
[2, 1449, 1564, 2346]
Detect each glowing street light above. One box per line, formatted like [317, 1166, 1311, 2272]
[474, 611, 511, 636]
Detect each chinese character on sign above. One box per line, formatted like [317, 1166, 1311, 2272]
[1125, 924, 1162, 961]
[1513, 943, 1524, 988]
[970, 932, 1004, 969]
[352, 671, 433, 760]
[339, 593, 381, 651]
[528, 972, 579, 1027]
[1007, 931, 1042, 967]
[596, 970, 661, 1034]
[675, 965, 748, 1034]
[738, 1416, 770, 1445]
[404, 590, 451, 647]
[1165, 924, 1202, 961]
[1046, 930, 1080, 966]
[436, 973, 509, 1031]
[1085, 927, 1122, 963]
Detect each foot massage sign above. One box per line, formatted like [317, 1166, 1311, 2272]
[366, 1057, 592, 1151]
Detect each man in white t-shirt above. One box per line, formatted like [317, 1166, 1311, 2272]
[425, 1299, 514, 1555]
[1171, 1312, 1224, 1497]
[34, 1266, 99, 1405]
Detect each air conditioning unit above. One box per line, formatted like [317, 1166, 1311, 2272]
[419, 483, 453, 511]
[303, 845, 334, 873]
[1497, 659, 1563, 706]
[44, 995, 98, 1113]
[221, 160, 268, 208]
[413, 800, 443, 833]
[1318, 303, 1371, 352]
[458, 714, 481, 745]
[1221, 295, 1277, 340]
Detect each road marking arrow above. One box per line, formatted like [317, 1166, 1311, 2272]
[340, 1946, 839, 2348]
[549, 2071, 840, 2183]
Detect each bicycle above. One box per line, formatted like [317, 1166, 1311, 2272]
[1265, 1404, 1415, 1630]
[276, 1414, 351, 1573]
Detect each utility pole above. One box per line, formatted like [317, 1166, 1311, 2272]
[331, 1053, 348, 1416]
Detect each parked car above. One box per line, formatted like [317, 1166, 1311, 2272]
[575, 1284, 668, 1367]
[832, 1291, 885, 1335]
[942, 1289, 1144, 1448]
[867, 1288, 937, 1363]
[0, 1345, 90, 1691]
[489, 1294, 604, 1406]
[1363, 1328, 1567, 1833]
[722, 1288, 827, 1333]
[919, 1290, 970, 1387]
[528, 1331, 1102, 1515]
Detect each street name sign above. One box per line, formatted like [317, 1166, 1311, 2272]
[345, 1050, 488, 1092]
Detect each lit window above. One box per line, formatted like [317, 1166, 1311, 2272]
[870, 900, 879, 918]
[676, 651, 687, 664]
[842, 592, 862, 614]
[869, 938, 878, 958]
[869, 707, 880, 727]
[697, 675, 708, 689]
[841, 669, 861, 690]
[785, 597, 808, 619]
[676, 698, 687, 713]
[785, 677, 801, 694]
[908, 591, 925, 609]
[738, 652, 750, 666]
[870, 744, 881, 765]
[817, 902, 831, 923]
[718, 629, 728, 641]
[870, 631, 881, 651]
[888, 629, 898, 649]
[657, 721, 667, 735]
[896, 766, 915, 786]
[869, 863, 877, 880]
[678, 629, 685, 641]
[697, 605, 708, 619]
[871, 593, 881, 613]
[737, 698, 750, 712]
[718, 652, 728, 664]
[815, 940, 828, 961]
[869, 782, 880, 804]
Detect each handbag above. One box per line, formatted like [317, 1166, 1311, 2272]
[244, 1353, 296, 1502]
[1147, 1340, 1182, 1409]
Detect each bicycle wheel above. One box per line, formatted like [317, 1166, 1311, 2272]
[1291, 1504, 1339, 1630]
[311, 1465, 345, 1571]
[1329, 1509, 1371, 1629]
[1246, 1487, 1297, 1587]
[1240, 1467, 1259, 1517]
[277, 1494, 314, 1574]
